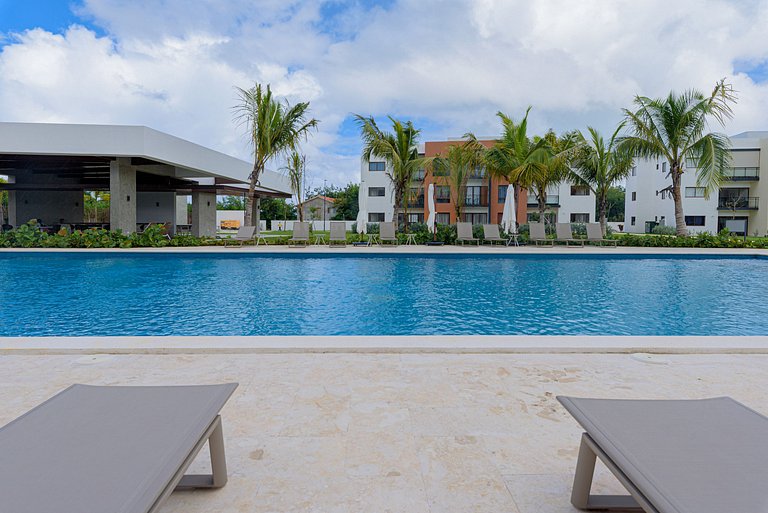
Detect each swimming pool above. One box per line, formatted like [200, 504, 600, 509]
[1, 253, 766, 337]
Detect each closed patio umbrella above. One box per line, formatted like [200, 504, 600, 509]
[500, 184, 516, 233]
[356, 180, 367, 235]
[426, 183, 436, 234]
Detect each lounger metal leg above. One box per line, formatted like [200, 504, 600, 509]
[570, 433, 645, 511]
[175, 415, 229, 490]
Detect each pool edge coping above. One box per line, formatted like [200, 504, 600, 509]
[3, 335, 768, 355]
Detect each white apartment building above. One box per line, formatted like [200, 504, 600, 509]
[359, 156, 397, 223]
[625, 131, 767, 236]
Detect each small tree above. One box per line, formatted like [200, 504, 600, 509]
[283, 151, 307, 221]
[0, 177, 7, 225]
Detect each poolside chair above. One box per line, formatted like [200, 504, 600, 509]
[329, 221, 347, 247]
[585, 223, 618, 247]
[379, 221, 398, 246]
[456, 222, 479, 245]
[557, 396, 768, 513]
[555, 223, 584, 247]
[528, 222, 553, 246]
[482, 224, 506, 245]
[289, 221, 310, 247]
[224, 225, 257, 247]
[0, 383, 237, 513]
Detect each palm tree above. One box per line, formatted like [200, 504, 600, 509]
[485, 108, 568, 226]
[570, 125, 634, 236]
[282, 151, 307, 222]
[234, 83, 319, 226]
[355, 114, 432, 230]
[620, 79, 736, 236]
[432, 135, 486, 222]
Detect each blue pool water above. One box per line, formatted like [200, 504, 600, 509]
[0, 253, 766, 337]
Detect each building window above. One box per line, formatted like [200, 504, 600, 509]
[570, 185, 590, 196]
[570, 213, 590, 223]
[368, 212, 385, 222]
[685, 215, 705, 226]
[436, 213, 450, 225]
[435, 186, 451, 203]
[685, 187, 705, 198]
[631, 191, 637, 201]
[408, 213, 424, 223]
[631, 167, 637, 176]
[630, 216, 636, 226]
[368, 187, 385, 197]
[462, 213, 488, 225]
[368, 161, 386, 172]
[465, 186, 484, 206]
[498, 185, 507, 204]
[662, 162, 667, 173]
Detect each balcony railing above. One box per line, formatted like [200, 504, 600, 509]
[724, 167, 759, 181]
[527, 194, 560, 207]
[717, 196, 759, 210]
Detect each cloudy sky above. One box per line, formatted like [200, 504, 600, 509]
[1, 0, 767, 188]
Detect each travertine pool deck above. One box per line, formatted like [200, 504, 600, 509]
[2, 350, 767, 512]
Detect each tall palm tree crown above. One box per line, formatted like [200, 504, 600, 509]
[571, 125, 634, 236]
[485, 108, 572, 225]
[234, 83, 318, 226]
[620, 79, 736, 235]
[355, 114, 432, 229]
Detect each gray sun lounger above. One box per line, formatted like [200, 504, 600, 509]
[223, 225, 259, 247]
[379, 221, 398, 245]
[289, 221, 310, 247]
[586, 223, 618, 247]
[482, 224, 506, 245]
[558, 396, 768, 513]
[456, 222, 479, 245]
[0, 383, 237, 513]
[528, 222, 553, 246]
[329, 221, 347, 247]
[555, 223, 584, 247]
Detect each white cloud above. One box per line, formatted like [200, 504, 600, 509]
[2, 0, 768, 186]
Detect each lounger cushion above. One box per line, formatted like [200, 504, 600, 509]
[0, 383, 237, 513]
[558, 396, 768, 513]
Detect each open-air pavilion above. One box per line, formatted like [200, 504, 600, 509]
[0, 122, 290, 235]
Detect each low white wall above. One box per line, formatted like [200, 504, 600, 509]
[271, 220, 355, 231]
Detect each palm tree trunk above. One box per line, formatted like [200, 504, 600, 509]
[671, 166, 687, 236]
[599, 190, 607, 237]
[537, 191, 547, 227]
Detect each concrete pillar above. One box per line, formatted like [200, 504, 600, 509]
[176, 195, 189, 225]
[6, 176, 16, 227]
[191, 191, 216, 237]
[109, 158, 137, 233]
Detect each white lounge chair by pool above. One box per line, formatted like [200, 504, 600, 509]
[329, 221, 347, 247]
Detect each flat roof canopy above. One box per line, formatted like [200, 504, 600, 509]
[0, 122, 290, 197]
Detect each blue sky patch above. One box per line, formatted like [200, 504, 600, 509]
[734, 59, 768, 83]
[0, 0, 103, 43]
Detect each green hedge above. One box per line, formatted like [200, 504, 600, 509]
[2, 221, 767, 249]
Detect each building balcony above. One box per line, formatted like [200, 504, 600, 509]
[717, 196, 759, 210]
[407, 197, 425, 209]
[527, 194, 560, 207]
[724, 167, 759, 181]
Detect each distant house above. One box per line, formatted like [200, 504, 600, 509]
[299, 195, 336, 221]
